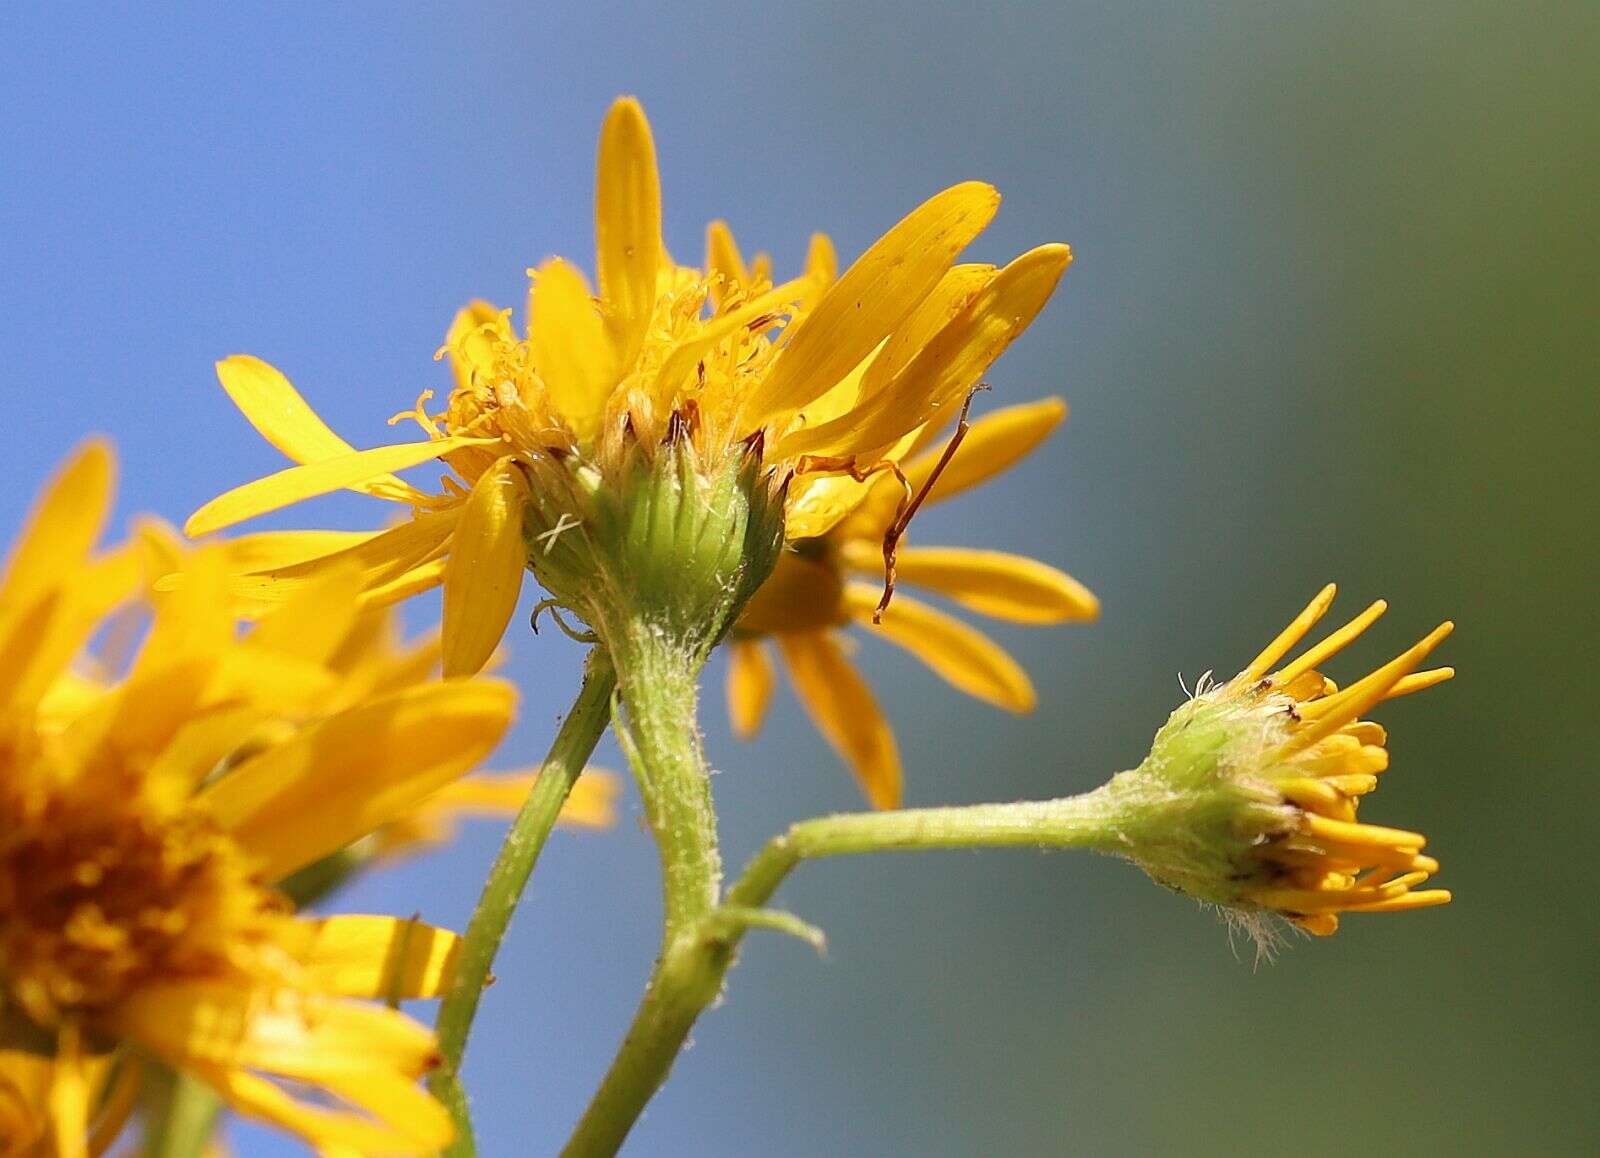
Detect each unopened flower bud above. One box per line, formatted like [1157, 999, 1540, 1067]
[1107, 585, 1454, 936]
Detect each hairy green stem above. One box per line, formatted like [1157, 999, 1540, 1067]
[610, 624, 722, 936]
[565, 782, 1133, 1156]
[727, 793, 1127, 908]
[563, 623, 722, 1157]
[431, 648, 617, 1156]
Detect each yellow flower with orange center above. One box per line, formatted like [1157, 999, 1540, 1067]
[726, 397, 1098, 808]
[185, 97, 1072, 676]
[0, 444, 519, 1154]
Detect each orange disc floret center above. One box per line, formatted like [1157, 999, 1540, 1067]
[0, 771, 285, 1025]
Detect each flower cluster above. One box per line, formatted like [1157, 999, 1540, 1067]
[0, 95, 1458, 1156]
[188, 98, 1072, 674]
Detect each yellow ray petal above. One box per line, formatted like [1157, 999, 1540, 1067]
[529, 259, 616, 438]
[441, 459, 530, 678]
[774, 243, 1071, 459]
[306, 1069, 454, 1153]
[446, 300, 505, 394]
[903, 396, 1067, 506]
[243, 566, 367, 666]
[744, 181, 1001, 422]
[805, 231, 838, 288]
[776, 631, 902, 809]
[857, 263, 997, 401]
[0, 552, 139, 715]
[1384, 666, 1455, 699]
[142, 706, 270, 798]
[217, 529, 384, 575]
[595, 96, 662, 367]
[215, 356, 426, 502]
[115, 986, 438, 1080]
[185, 435, 490, 537]
[0, 439, 114, 613]
[194, 1063, 447, 1155]
[222, 508, 459, 610]
[1273, 599, 1388, 684]
[1241, 584, 1338, 681]
[131, 550, 236, 680]
[847, 544, 1098, 624]
[427, 770, 618, 827]
[377, 769, 617, 860]
[1283, 622, 1455, 752]
[294, 915, 461, 1000]
[113, 984, 451, 1153]
[706, 219, 749, 305]
[202, 680, 515, 880]
[559, 770, 622, 828]
[0, 594, 63, 711]
[781, 468, 897, 542]
[726, 638, 776, 738]
[360, 556, 449, 612]
[847, 584, 1036, 711]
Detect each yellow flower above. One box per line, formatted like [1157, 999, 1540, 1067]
[1121, 584, 1454, 938]
[186, 97, 1071, 676]
[726, 397, 1098, 808]
[0, 444, 518, 1154]
[375, 769, 619, 863]
[1227, 585, 1454, 934]
[137, 522, 620, 872]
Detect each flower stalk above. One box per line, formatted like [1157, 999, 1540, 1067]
[431, 649, 618, 1156]
[564, 784, 1139, 1156]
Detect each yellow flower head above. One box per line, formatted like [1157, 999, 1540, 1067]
[186, 97, 1071, 674]
[138, 523, 619, 874]
[1117, 584, 1453, 938]
[0, 444, 518, 1154]
[726, 397, 1099, 808]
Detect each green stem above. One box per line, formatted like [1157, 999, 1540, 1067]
[727, 793, 1127, 909]
[609, 623, 722, 937]
[565, 784, 1133, 1156]
[430, 648, 618, 1156]
[141, 1068, 223, 1158]
[562, 623, 722, 1157]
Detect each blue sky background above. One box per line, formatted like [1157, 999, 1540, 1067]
[2, 4, 1595, 1155]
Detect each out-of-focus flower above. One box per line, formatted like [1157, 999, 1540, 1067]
[0, 443, 518, 1154]
[139, 522, 619, 879]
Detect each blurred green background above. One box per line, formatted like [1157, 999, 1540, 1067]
[2, 3, 1594, 1154]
